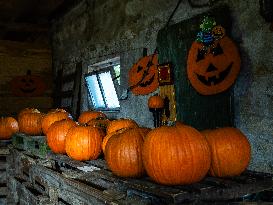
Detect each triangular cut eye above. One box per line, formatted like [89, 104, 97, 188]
[137, 66, 143, 72]
[196, 49, 206, 62]
[211, 43, 224, 56]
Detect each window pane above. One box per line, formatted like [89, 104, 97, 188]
[98, 71, 120, 108]
[85, 75, 105, 108]
[113, 64, 120, 85]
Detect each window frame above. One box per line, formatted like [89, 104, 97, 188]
[84, 66, 120, 112]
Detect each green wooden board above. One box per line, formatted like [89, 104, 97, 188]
[157, 5, 235, 130]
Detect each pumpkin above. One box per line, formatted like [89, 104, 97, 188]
[18, 109, 43, 135]
[78, 111, 107, 124]
[102, 128, 129, 153]
[87, 118, 110, 129]
[0, 117, 19, 140]
[187, 36, 241, 95]
[142, 125, 211, 185]
[46, 118, 76, 154]
[41, 109, 70, 134]
[105, 127, 150, 177]
[148, 95, 164, 109]
[18, 107, 37, 119]
[65, 125, 103, 161]
[10, 70, 47, 97]
[128, 54, 159, 95]
[106, 119, 138, 134]
[201, 127, 251, 177]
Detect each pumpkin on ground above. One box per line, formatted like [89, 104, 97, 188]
[0, 117, 19, 140]
[78, 111, 107, 124]
[201, 127, 251, 177]
[87, 117, 110, 131]
[18, 109, 43, 135]
[105, 127, 150, 178]
[142, 125, 211, 185]
[106, 119, 138, 134]
[46, 118, 76, 154]
[41, 109, 70, 134]
[148, 95, 164, 109]
[65, 125, 104, 161]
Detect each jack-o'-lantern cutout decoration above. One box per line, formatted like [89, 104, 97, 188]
[128, 54, 159, 95]
[187, 36, 241, 95]
[10, 70, 47, 97]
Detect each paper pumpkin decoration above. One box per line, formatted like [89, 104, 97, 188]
[187, 36, 241, 95]
[10, 70, 47, 97]
[128, 54, 159, 95]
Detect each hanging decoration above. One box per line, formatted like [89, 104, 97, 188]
[128, 53, 159, 95]
[10, 70, 47, 97]
[187, 16, 241, 95]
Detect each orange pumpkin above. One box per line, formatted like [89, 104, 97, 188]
[101, 128, 128, 153]
[142, 125, 211, 185]
[10, 70, 47, 97]
[106, 119, 138, 134]
[0, 117, 19, 140]
[128, 54, 159, 95]
[41, 109, 70, 134]
[202, 127, 251, 177]
[18, 109, 43, 135]
[105, 127, 150, 177]
[187, 36, 241, 95]
[65, 126, 103, 161]
[78, 111, 107, 124]
[46, 118, 76, 154]
[148, 95, 164, 109]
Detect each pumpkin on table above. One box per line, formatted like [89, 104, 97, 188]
[65, 125, 104, 161]
[41, 109, 70, 134]
[18, 109, 43, 135]
[0, 117, 19, 140]
[106, 118, 138, 134]
[46, 118, 76, 154]
[142, 124, 211, 185]
[105, 127, 150, 178]
[201, 127, 251, 177]
[78, 111, 107, 124]
[148, 95, 164, 109]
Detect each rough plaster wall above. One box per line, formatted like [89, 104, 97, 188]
[51, 0, 273, 173]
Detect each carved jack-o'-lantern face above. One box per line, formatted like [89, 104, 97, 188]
[128, 54, 159, 95]
[187, 36, 241, 95]
[10, 70, 47, 97]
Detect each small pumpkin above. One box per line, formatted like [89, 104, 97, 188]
[10, 70, 47, 97]
[201, 127, 251, 177]
[142, 125, 211, 185]
[105, 127, 150, 178]
[106, 119, 138, 134]
[18, 109, 43, 135]
[78, 111, 107, 124]
[187, 36, 241, 95]
[41, 109, 70, 134]
[0, 117, 19, 140]
[65, 125, 104, 161]
[128, 54, 159, 95]
[46, 118, 76, 154]
[148, 95, 164, 109]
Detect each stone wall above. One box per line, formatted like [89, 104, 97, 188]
[51, 0, 273, 173]
[0, 40, 53, 117]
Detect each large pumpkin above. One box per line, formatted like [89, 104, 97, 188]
[78, 111, 107, 124]
[18, 109, 43, 135]
[46, 118, 76, 154]
[0, 117, 19, 140]
[106, 119, 138, 134]
[105, 128, 150, 178]
[187, 36, 241, 95]
[65, 126, 104, 161]
[202, 127, 251, 177]
[10, 70, 47, 97]
[142, 125, 211, 185]
[128, 54, 159, 95]
[41, 109, 70, 134]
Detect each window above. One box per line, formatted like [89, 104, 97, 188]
[85, 58, 120, 111]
